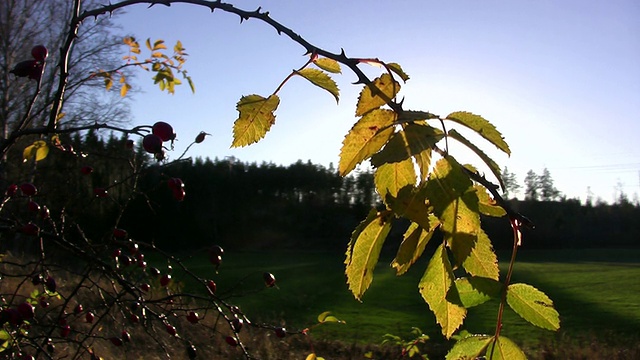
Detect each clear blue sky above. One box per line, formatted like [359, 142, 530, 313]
[112, 0, 640, 203]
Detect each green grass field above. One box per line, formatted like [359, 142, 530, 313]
[181, 247, 640, 349]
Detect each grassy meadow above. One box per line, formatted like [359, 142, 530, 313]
[180, 247, 640, 357]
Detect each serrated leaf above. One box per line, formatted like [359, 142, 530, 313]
[296, 68, 339, 103]
[506, 283, 560, 331]
[448, 129, 505, 191]
[475, 185, 507, 217]
[446, 334, 493, 360]
[425, 157, 482, 268]
[445, 111, 510, 155]
[385, 185, 431, 229]
[231, 94, 280, 147]
[374, 158, 416, 203]
[355, 74, 400, 116]
[396, 110, 439, 125]
[453, 277, 502, 308]
[339, 109, 396, 176]
[419, 243, 466, 338]
[370, 123, 443, 167]
[485, 336, 527, 360]
[391, 217, 439, 275]
[313, 58, 341, 73]
[387, 62, 410, 82]
[461, 229, 499, 280]
[345, 210, 392, 301]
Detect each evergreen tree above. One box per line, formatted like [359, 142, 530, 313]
[501, 166, 520, 199]
[539, 168, 561, 201]
[524, 170, 539, 200]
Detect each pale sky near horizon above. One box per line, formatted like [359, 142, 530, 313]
[110, 1, 640, 203]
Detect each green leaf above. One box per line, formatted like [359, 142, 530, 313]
[370, 123, 443, 167]
[396, 110, 439, 125]
[391, 218, 439, 275]
[506, 283, 560, 331]
[448, 129, 505, 191]
[339, 109, 396, 176]
[453, 277, 502, 308]
[231, 94, 280, 148]
[461, 229, 499, 280]
[385, 185, 431, 229]
[374, 158, 416, 203]
[317, 311, 345, 324]
[446, 334, 493, 360]
[425, 157, 482, 268]
[475, 185, 507, 217]
[387, 62, 410, 82]
[444, 111, 510, 155]
[296, 68, 340, 103]
[313, 58, 341, 73]
[355, 74, 400, 116]
[485, 336, 527, 360]
[345, 210, 392, 301]
[419, 243, 466, 338]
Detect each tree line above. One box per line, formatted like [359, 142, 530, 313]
[6, 131, 635, 254]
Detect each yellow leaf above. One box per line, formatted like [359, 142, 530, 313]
[120, 83, 131, 97]
[313, 58, 341, 74]
[338, 109, 396, 176]
[305, 354, 316, 360]
[355, 74, 400, 116]
[23, 141, 49, 162]
[231, 95, 280, 147]
[418, 243, 466, 338]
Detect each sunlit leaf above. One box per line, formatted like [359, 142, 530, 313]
[374, 158, 416, 203]
[419, 243, 466, 338]
[153, 39, 166, 50]
[345, 210, 392, 301]
[445, 111, 510, 155]
[186, 76, 195, 93]
[231, 94, 280, 147]
[485, 336, 527, 360]
[313, 58, 341, 73]
[391, 217, 439, 275]
[23, 140, 49, 162]
[507, 283, 560, 331]
[475, 185, 507, 217]
[453, 277, 502, 308]
[317, 311, 345, 324]
[448, 129, 505, 191]
[446, 334, 493, 360]
[296, 68, 339, 103]
[305, 354, 316, 360]
[355, 74, 400, 116]
[104, 77, 113, 91]
[120, 83, 131, 97]
[385, 185, 431, 229]
[387, 62, 410, 82]
[425, 157, 482, 268]
[145, 38, 152, 50]
[339, 109, 395, 176]
[461, 229, 499, 280]
[370, 123, 443, 167]
[415, 147, 433, 183]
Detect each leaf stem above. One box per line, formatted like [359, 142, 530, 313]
[490, 217, 521, 358]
